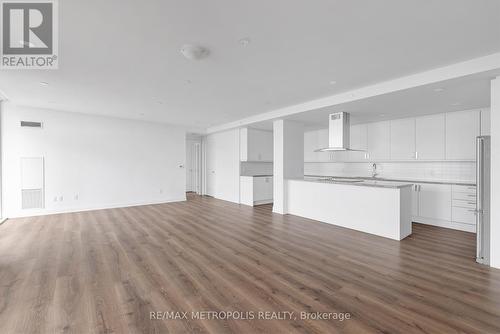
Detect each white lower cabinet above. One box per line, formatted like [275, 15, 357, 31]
[418, 184, 452, 221]
[240, 176, 273, 206]
[412, 183, 476, 232]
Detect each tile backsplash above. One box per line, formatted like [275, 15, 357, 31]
[305, 161, 476, 182]
[241, 162, 273, 176]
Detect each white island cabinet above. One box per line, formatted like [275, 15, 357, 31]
[286, 179, 412, 240]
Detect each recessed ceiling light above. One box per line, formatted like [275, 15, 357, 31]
[140, 113, 145, 116]
[434, 88, 445, 92]
[451, 102, 462, 106]
[329, 80, 337, 85]
[39, 81, 49, 86]
[379, 114, 385, 117]
[156, 101, 163, 105]
[238, 38, 251, 47]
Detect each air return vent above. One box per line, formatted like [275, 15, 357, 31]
[20, 121, 43, 128]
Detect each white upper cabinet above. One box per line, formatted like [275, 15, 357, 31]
[445, 110, 480, 160]
[415, 114, 445, 160]
[240, 128, 273, 162]
[316, 128, 331, 162]
[349, 124, 368, 161]
[481, 108, 491, 136]
[390, 118, 416, 160]
[367, 121, 390, 160]
[304, 128, 330, 162]
[304, 130, 318, 162]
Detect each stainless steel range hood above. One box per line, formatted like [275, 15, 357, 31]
[315, 112, 365, 152]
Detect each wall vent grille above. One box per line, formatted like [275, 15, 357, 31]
[22, 189, 44, 209]
[20, 121, 43, 128]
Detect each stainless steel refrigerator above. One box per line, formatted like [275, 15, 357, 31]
[476, 136, 491, 265]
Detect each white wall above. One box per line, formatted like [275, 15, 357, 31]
[205, 129, 240, 203]
[491, 77, 500, 268]
[2, 104, 186, 218]
[0, 101, 3, 220]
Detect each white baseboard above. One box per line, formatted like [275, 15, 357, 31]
[4, 197, 187, 219]
[0, 218, 7, 225]
[412, 216, 476, 233]
[254, 199, 273, 206]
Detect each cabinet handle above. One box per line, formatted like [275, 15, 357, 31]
[468, 201, 476, 205]
[415, 151, 418, 159]
[467, 194, 476, 197]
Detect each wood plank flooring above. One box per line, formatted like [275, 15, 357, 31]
[0, 193, 499, 334]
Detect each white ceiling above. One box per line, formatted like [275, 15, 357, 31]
[288, 72, 497, 128]
[1, 0, 499, 131]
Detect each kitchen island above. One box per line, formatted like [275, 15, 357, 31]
[286, 178, 413, 240]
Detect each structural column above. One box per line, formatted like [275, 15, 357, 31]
[273, 119, 304, 214]
[491, 77, 500, 268]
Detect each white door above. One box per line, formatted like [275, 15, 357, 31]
[367, 121, 390, 160]
[193, 143, 202, 194]
[416, 114, 445, 160]
[390, 118, 416, 160]
[445, 110, 480, 160]
[418, 183, 452, 221]
[186, 141, 193, 192]
[206, 136, 217, 197]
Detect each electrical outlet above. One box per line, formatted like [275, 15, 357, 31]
[53, 197, 58, 202]
[159, 189, 163, 194]
[74, 194, 79, 200]
[59, 196, 63, 202]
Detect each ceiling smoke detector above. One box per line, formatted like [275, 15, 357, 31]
[180, 44, 209, 60]
[238, 38, 251, 47]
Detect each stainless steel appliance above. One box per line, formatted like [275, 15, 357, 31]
[315, 112, 365, 152]
[476, 136, 491, 265]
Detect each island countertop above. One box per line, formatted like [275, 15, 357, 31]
[292, 177, 413, 189]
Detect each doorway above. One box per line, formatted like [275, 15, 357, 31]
[186, 137, 202, 195]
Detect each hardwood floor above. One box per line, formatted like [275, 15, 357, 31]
[1, 194, 499, 334]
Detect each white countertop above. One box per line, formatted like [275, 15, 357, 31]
[294, 177, 413, 189]
[304, 175, 475, 186]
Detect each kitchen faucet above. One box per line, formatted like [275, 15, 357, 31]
[371, 163, 378, 178]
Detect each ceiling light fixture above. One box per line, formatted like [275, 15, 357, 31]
[434, 88, 445, 92]
[180, 44, 210, 60]
[451, 102, 462, 106]
[329, 80, 337, 85]
[39, 81, 49, 86]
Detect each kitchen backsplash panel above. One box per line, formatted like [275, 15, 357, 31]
[241, 162, 273, 176]
[304, 161, 475, 183]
